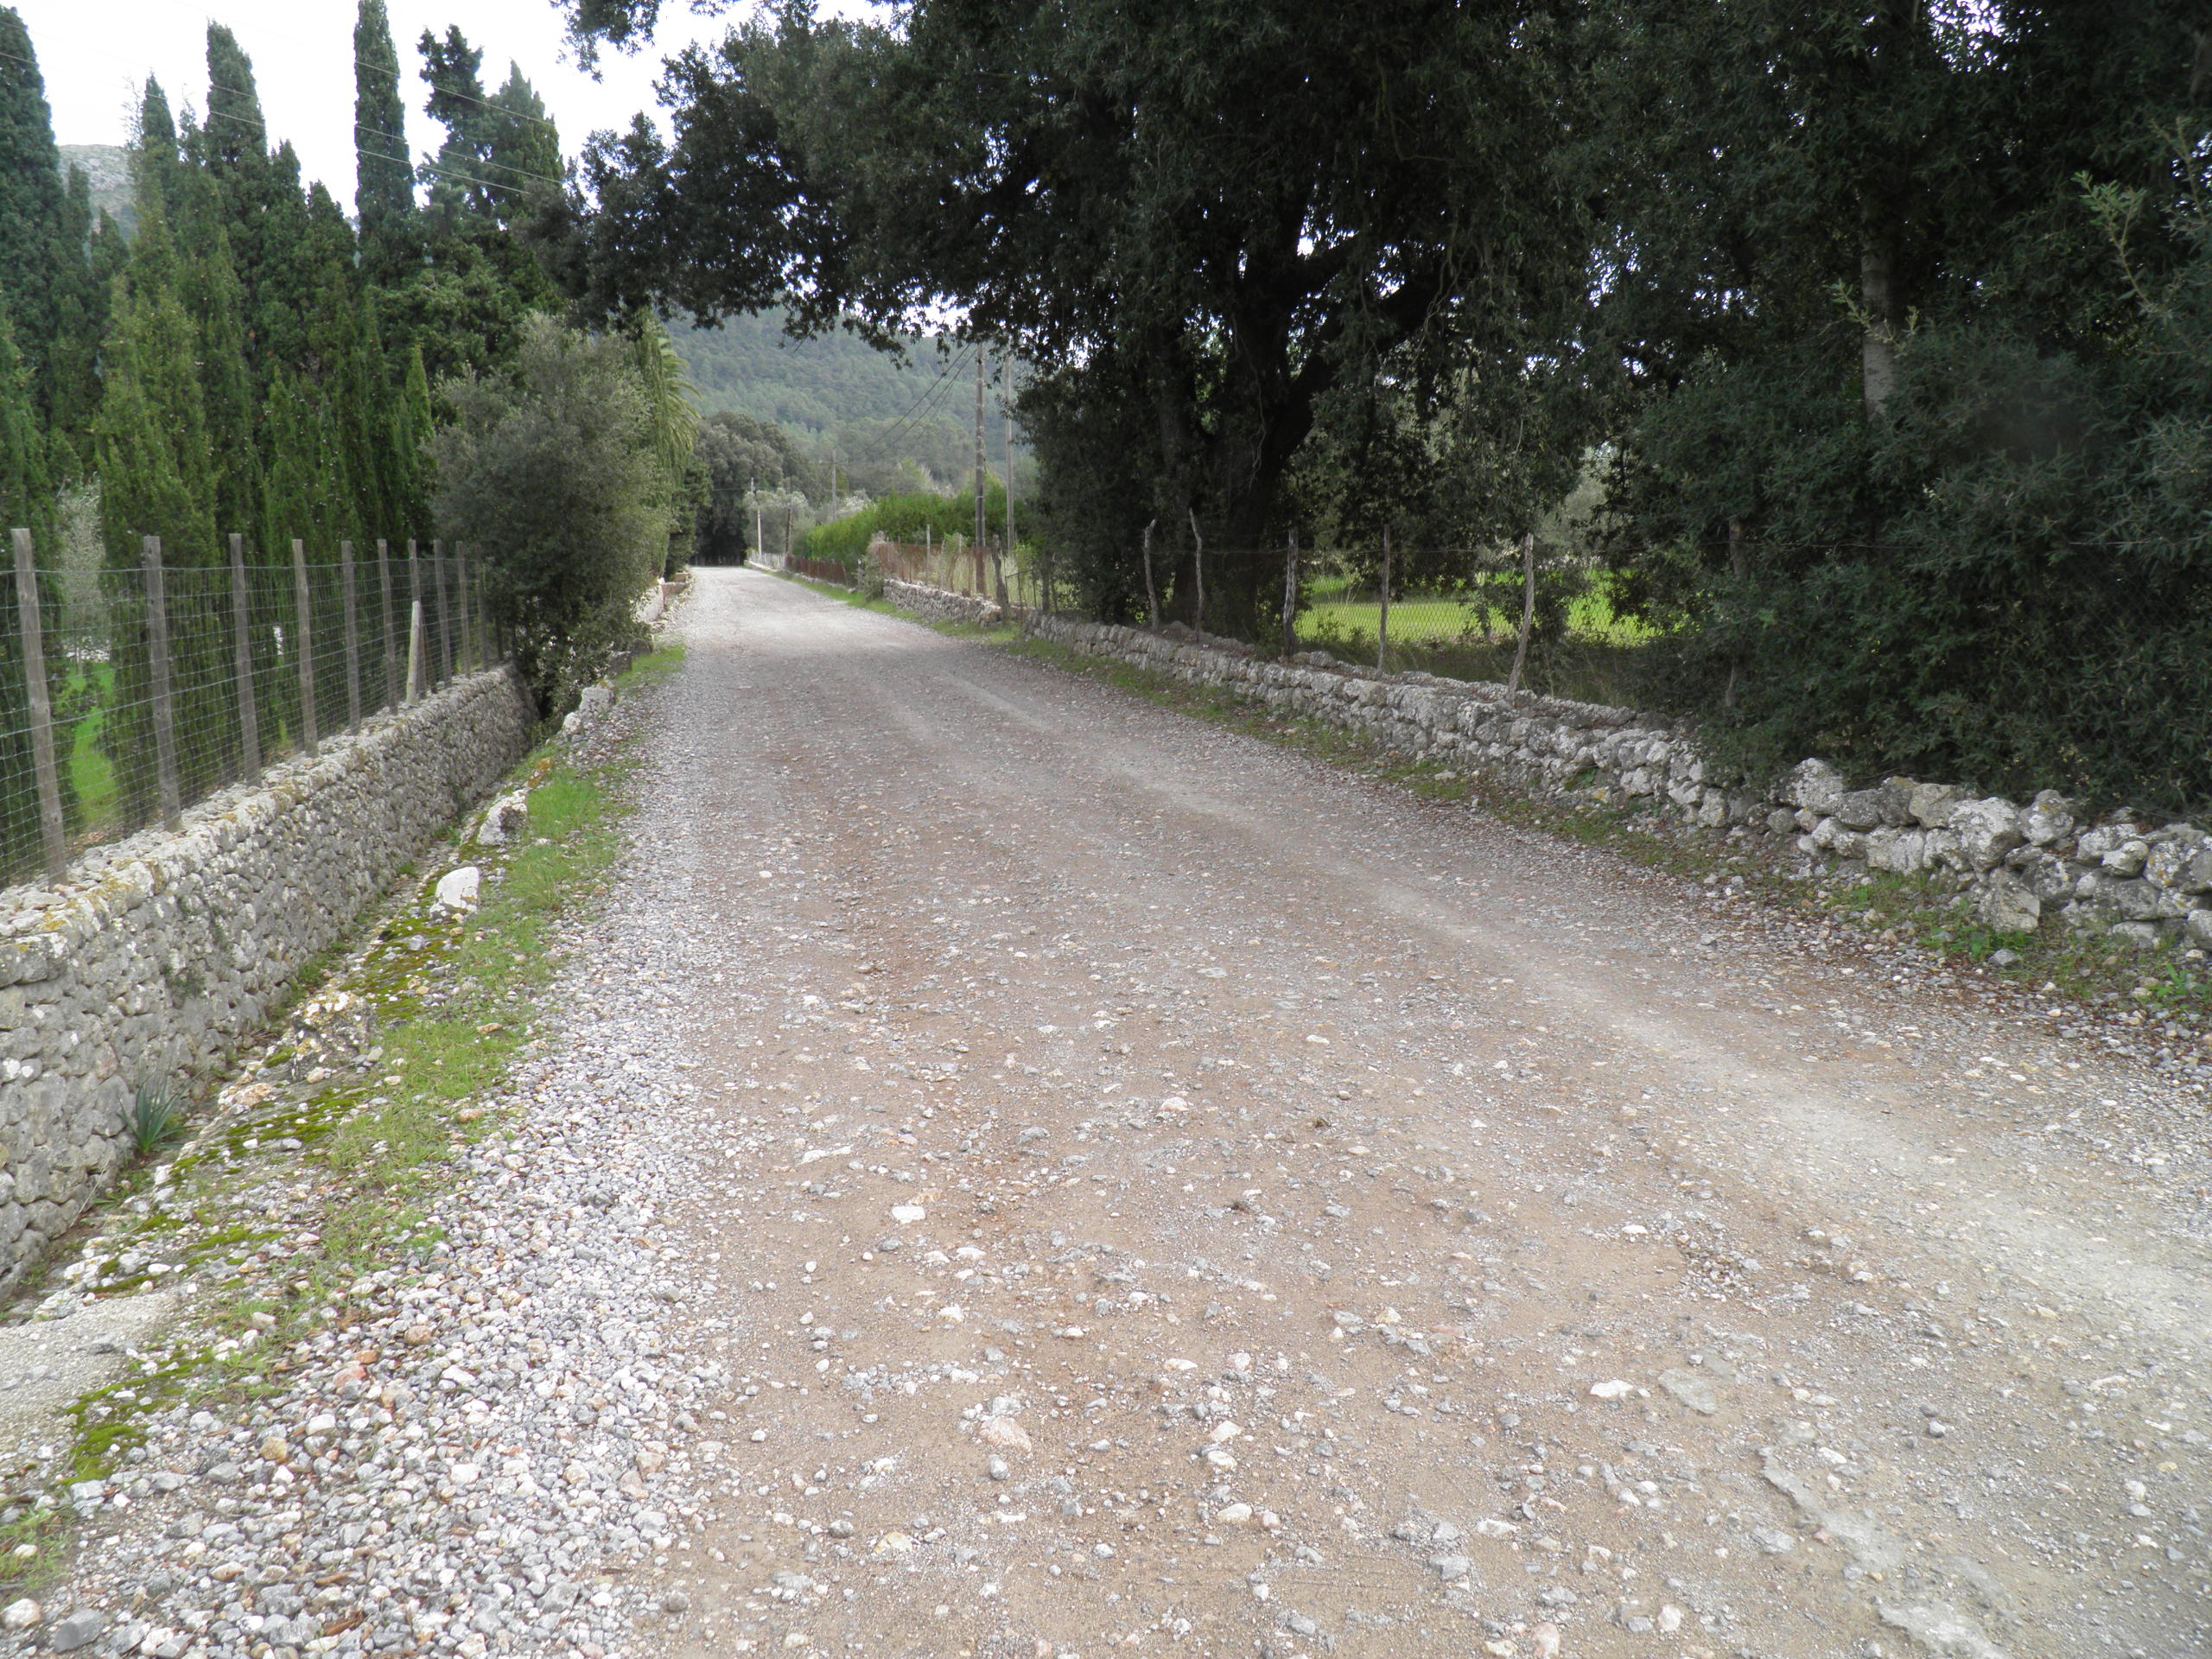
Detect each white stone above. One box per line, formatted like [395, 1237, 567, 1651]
[434, 867, 482, 911]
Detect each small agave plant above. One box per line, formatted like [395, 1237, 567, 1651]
[132, 1082, 187, 1156]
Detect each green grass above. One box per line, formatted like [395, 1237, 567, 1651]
[1302, 571, 1655, 651]
[64, 666, 116, 828]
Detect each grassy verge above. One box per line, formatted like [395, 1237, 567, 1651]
[0, 645, 683, 1592]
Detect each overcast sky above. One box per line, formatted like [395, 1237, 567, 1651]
[16, 1, 798, 209]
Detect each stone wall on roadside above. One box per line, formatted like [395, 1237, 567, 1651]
[0, 665, 536, 1285]
[884, 577, 1004, 627]
[1015, 612, 2212, 953]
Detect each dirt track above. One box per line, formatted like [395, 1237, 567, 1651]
[628, 566, 2211, 1659]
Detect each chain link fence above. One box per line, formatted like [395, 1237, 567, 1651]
[0, 529, 495, 891]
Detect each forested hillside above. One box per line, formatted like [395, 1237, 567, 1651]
[671, 311, 1019, 493]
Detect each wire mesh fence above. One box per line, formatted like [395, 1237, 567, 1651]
[870, 540, 1049, 610]
[0, 529, 496, 892]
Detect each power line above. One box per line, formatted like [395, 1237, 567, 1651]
[871, 344, 979, 452]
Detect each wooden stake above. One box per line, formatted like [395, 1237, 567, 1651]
[1281, 529, 1299, 659]
[143, 536, 182, 830]
[291, 537, 318, 751]
[1507, 532, 1536, 697]
[12, 529, 65, 874]
[431, 540, 452, 684]
[1188, 511, 1204, 639]
[377, 538, 397, 711]
[340, 538, 361, 732]
[1378, 526, 1392, 672]
[229, 533, 259, 780]
[454, 550, 472, 672]
[1141, 519, 1159, 630]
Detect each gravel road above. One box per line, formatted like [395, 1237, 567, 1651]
[16, 565, 2212, 1659]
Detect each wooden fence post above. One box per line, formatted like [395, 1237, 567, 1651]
[431, 540, 452, 685]
[405, 538, 419, 694]
[377, 538, 397, 712]
[291, 537, 318, 751]
[229, 533, 260, 780]
[12, 529, 66, 874]
[406, 598, 424, 703]
[143, 536, 183, 831]
[454, 549, 472, 672]
[1378, 525, 1392, 673]
[340, 538, 361, 732]
[1281, 529, 1299, 660]
[1188, 511, 1205, 639]
[1141, 519, 1158, 631]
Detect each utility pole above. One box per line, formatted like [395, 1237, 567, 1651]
[1000, 350, 1016, 608]
[974, 349, 988, 556]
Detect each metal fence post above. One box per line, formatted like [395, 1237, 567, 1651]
[229, 533, 260, 780]
[12, 529, 66, 874]
[340, 538, 362, 732]
[291, 537, 318, 751]
[377, 538, 397, 712]
[143, 536, 183, 831]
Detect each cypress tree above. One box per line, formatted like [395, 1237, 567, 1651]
[0, 7, 67, 415]
[175, 188, 262, 539]
[0, 306, 65, 874]
[202, 24, 269, 174]
[96, 188, 216, 571]
[354, 0, 417, 283]
[245, 142, 315, 395]
[485, 63, 562, 231]
[46, 165, 102, 448]
[132, 75, 181, 207]
[399, 341, 435, 537]
[95, 190, 225, 823]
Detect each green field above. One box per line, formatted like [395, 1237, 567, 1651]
[1301, 572, 1653, 650]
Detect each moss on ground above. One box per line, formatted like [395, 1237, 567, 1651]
[0, 643, 683, 1587]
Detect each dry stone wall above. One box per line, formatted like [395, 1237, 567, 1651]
[0, 665, 535, 1284]
[883, 576, 1004, 626]
[1017, 613, 2212, 953]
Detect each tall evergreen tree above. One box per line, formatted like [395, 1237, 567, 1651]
[355, 0, 418, 282]
[262, 367, 355, 559]
[96, 187, 216, 571]
[484, 65, 563, 231]
[96, 129, 230, 823]
[0, 307, 68, 871]
[174, 183, 262, 538]
[202, 23, 270, 175]
[418, 26, 493, 234]
[399, 340, 435, 537]
[0, 7, 68, 416]
[46, 164, 105, 449]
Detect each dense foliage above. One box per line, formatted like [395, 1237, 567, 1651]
[569, 0, 2212, 810]
[429, 317, 670, 707]
[797, 486, 1011, 567]
[569, 0, 1587, 636]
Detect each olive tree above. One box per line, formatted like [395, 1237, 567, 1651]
[430, 314, 667, 711]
